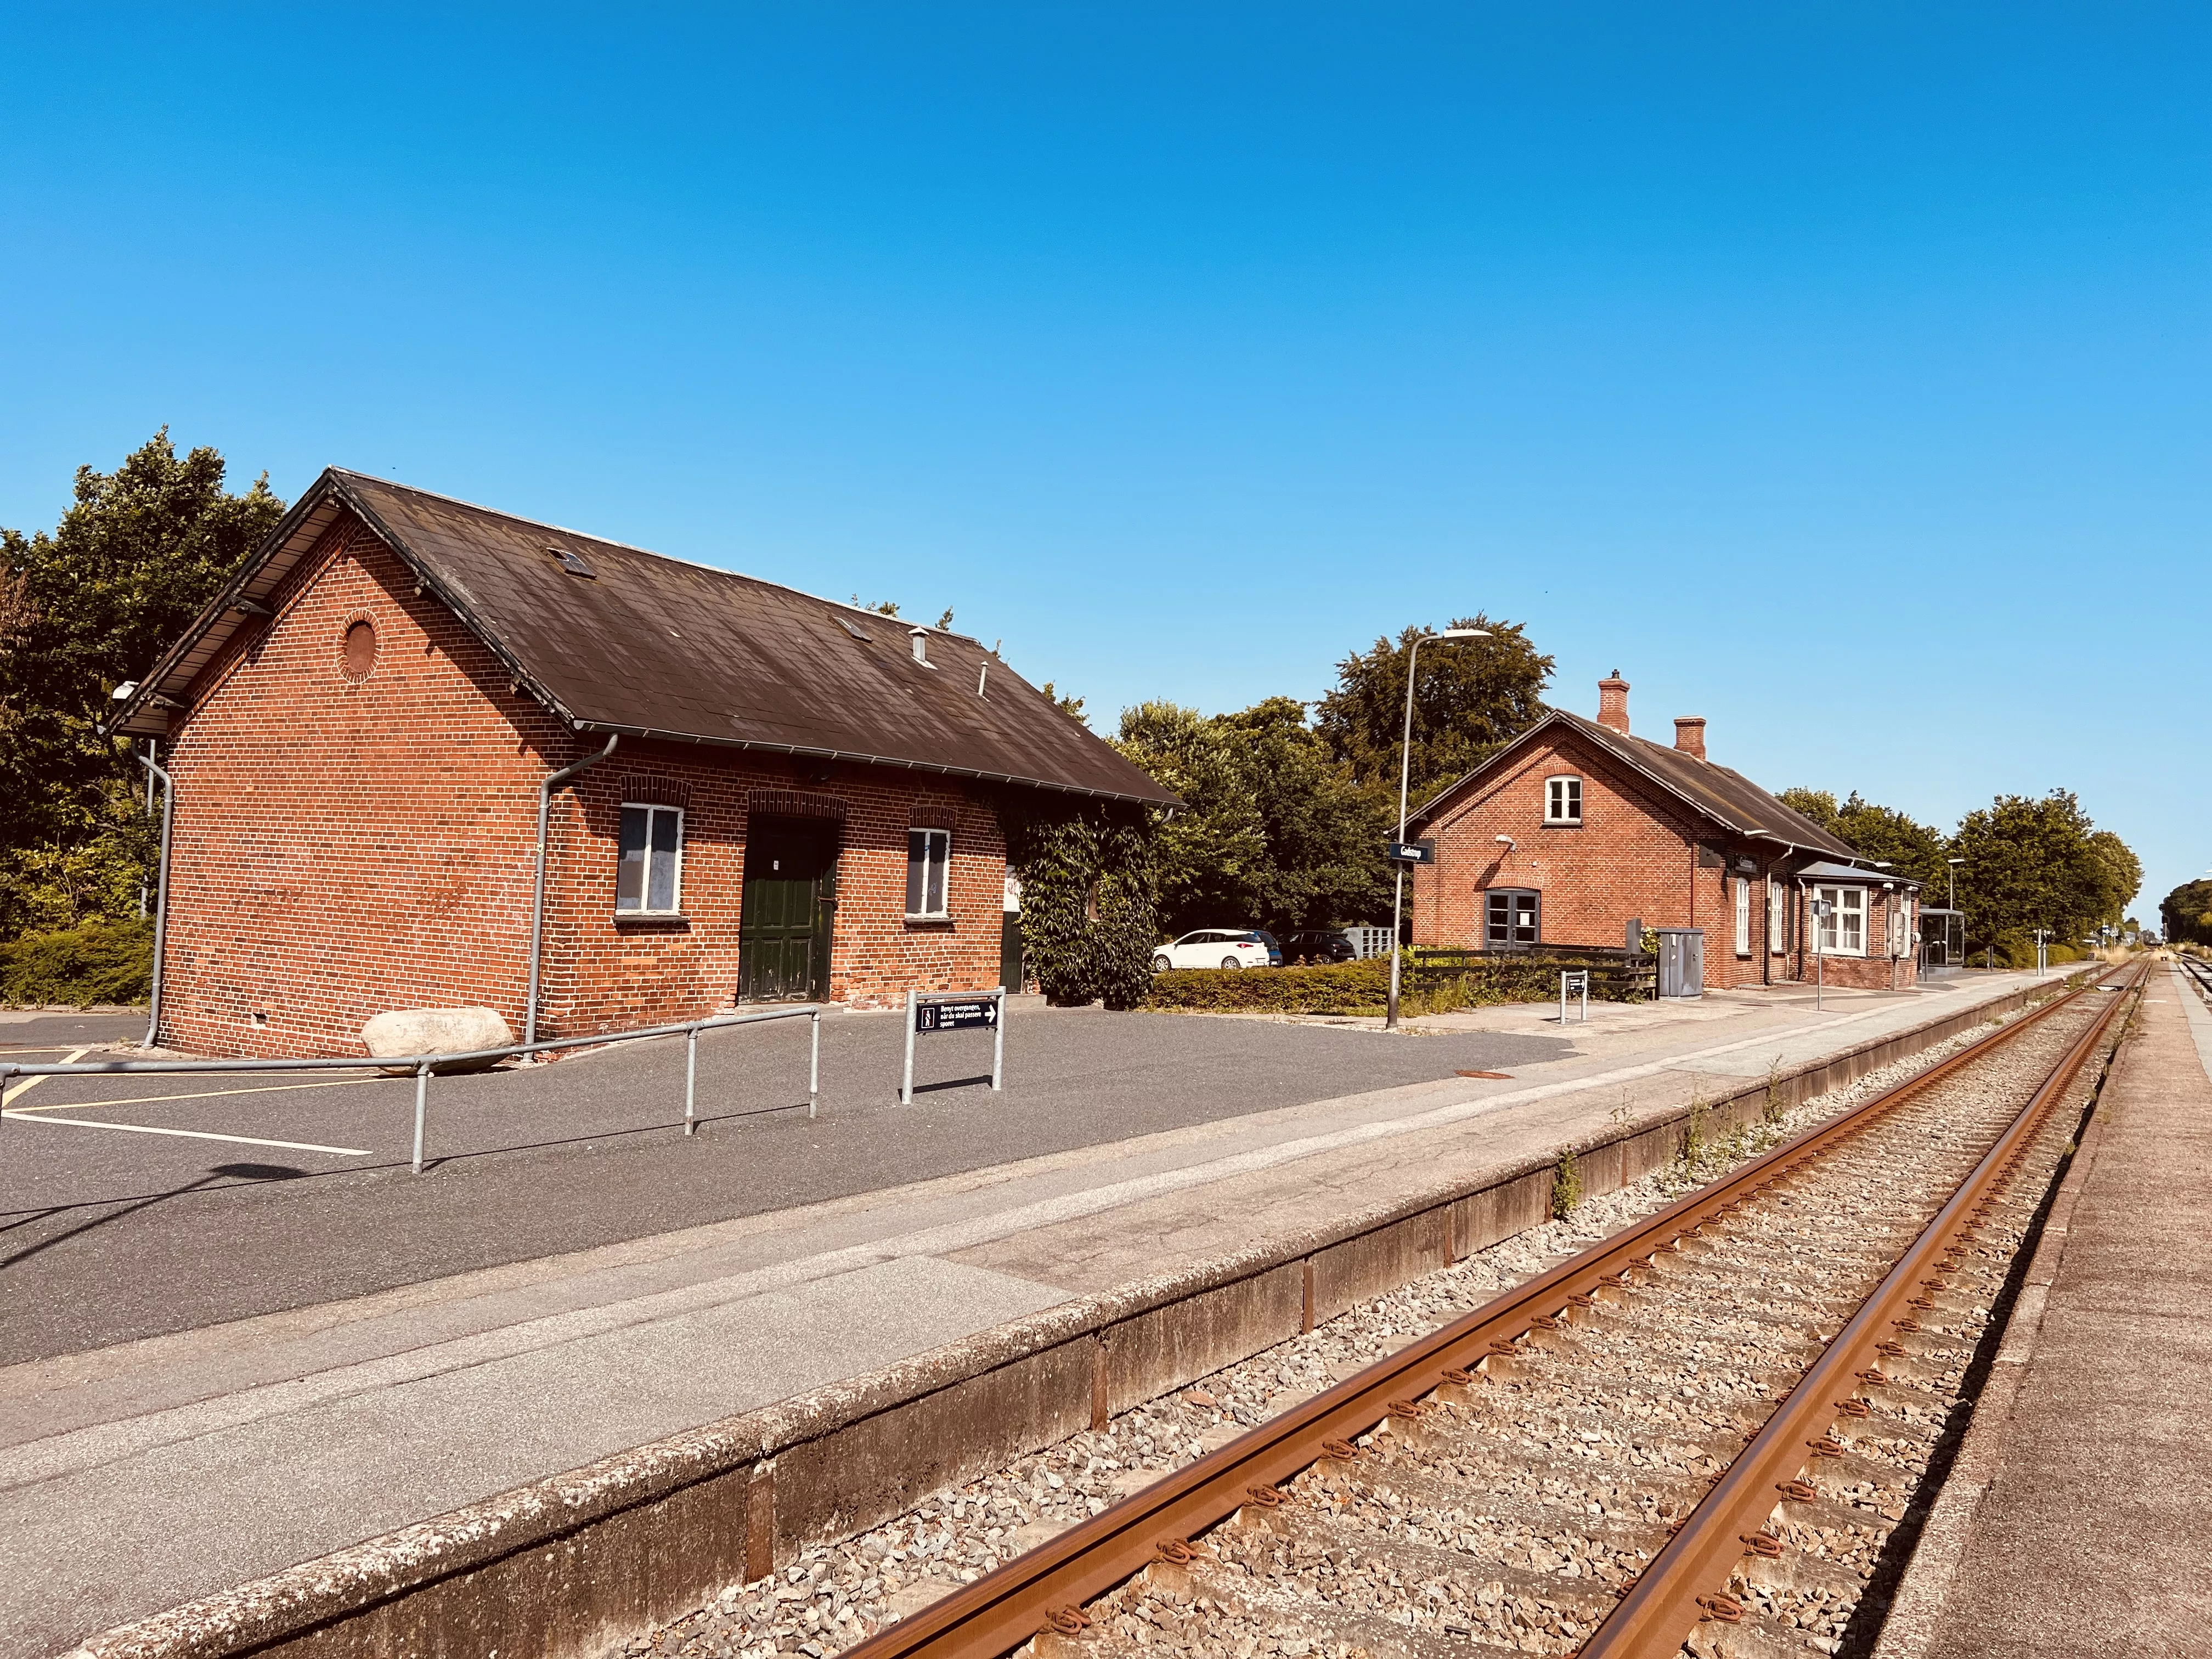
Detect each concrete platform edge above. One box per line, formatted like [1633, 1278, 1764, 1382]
[65, 970, 2097, 1659]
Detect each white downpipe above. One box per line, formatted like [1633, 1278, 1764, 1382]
[137, 753, 174, 1050]
[526, 734, 617, 1046]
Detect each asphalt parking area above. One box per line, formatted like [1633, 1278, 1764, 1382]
[1, 1005, 1570, 1363]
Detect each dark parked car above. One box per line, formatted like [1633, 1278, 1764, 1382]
[1279, 928, 1358, 964]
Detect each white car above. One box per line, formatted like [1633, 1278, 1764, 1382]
[1153, 929, 1277, 972]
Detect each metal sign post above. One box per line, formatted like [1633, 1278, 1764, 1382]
[901, 987, 1007, 1104]
[1559, 969, 1589, 1025]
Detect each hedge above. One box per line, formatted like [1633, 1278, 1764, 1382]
[0, 917, 154, 1007]
[1144, 953, 1649, 1017]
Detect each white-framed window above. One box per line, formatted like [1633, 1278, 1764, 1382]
[617, 804, 684, 914]
[906, 828, 951, 918]
[1816, 885, 1866, 956]
[1768, 878, 1787, 954]
[1544, 775, 1583, 825]
[1734, 877, 1752, 957]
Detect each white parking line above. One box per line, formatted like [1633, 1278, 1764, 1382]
[2, 1076, 377, 1114]
[0, 1112, 372, 1158]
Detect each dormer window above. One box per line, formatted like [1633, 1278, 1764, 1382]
[1545, 775, 1583, 825]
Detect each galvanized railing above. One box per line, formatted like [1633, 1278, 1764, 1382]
[1, 1005, 823, 1174]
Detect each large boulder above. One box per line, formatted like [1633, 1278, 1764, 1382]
[361, 1007, 515, 1074]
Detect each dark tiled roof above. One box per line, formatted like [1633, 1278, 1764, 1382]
[1410, 707, 1860, 860]
[116, 469, 1176, 806]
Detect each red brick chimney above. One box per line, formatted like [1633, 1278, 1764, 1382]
[1596, 671, 1630, 735]
[1674, 716, 1707, 761]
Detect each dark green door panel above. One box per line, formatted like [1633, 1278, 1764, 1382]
[739, 818, 838, 1002]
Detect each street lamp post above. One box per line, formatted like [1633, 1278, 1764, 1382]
[1387, 627, 1488, 1031]
[1942, 856, 1967, 973]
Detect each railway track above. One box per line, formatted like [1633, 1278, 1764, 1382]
[842, 966, 2140, 1659]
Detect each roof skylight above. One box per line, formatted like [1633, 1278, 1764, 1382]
[545, 544, 596, 578]
[837, 616, 873, 641]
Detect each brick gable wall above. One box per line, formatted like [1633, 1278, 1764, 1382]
[1410, 725, 1918, 993]
[157, 510, 1010, 1058]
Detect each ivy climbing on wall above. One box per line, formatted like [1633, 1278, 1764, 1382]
[997, 799, 1160, 1009]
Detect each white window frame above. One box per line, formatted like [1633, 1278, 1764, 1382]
[1734, 877, 1752, 957]
[1768, 878, 1787, 955]
[906, 827, 952, 919]
[1544, 775, 1583, 825]
[1816, 885, 1867, 956]
[616, 803, 685, 915]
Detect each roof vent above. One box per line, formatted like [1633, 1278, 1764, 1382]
[545, 544, 596, 578]
[909, 627, 934, 667]
[837, 615, 873, 641]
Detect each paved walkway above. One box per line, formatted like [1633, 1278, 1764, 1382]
[0, 968, 2057, 1655]
[1879, 962, 2212, 1659]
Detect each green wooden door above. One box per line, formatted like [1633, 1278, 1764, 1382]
[739, 819, 838, 1002]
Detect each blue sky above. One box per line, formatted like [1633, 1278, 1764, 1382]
[4, 5, 2205, 921]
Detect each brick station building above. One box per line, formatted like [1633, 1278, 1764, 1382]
[108, 469, 1174, 1057]
[1406, 673, 1921, 992]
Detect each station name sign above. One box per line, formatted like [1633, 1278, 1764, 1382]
[1387, 839, 1437, 865]
[916, 997, 1000, 1034]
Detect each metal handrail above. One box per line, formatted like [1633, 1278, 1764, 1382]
[1, 1004, 824, 1174]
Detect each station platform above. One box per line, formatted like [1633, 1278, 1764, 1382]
[2, 966, 2069, 1655]
[1877, 961, 2212, 1658]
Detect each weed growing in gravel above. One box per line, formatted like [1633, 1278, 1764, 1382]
[1551, 1149, 1583, 1218]
[1681, 1084, 1711, 1172]
[1764, 1058, 1787, 1125]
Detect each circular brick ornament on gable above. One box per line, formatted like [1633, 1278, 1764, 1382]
[341, 618, 378, 682]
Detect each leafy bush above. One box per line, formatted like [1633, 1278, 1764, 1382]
[1989, 928, 2086, 970]
[0, 916, 153, 1006]
[1144, 952, 1643, 1016]
[1147, 960, 1393, 1014]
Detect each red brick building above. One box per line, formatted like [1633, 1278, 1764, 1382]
[108, 470, 1173, 1057]
[1406, 673, 1921, 992]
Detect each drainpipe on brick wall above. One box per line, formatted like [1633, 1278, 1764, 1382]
[137, 752, 174, 1049]
[526, 734, 618, 1046]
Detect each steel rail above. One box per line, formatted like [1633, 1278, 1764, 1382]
[1582, 958, 2142, 1655]
[839, 972, 2113, 1659]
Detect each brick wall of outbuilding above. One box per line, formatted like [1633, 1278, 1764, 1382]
[156, 509, 1012, 1058]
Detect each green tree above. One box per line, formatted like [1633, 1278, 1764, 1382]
[2160, 879, 2212, 947]
[1111, 697, 1393, 938]
[0, 431, 283, 936]
[1039, 681, 1089, 726]
[1832, 794, 1951, 891]
[1113, 701, 1266, 931]
[1314, 617, 1555, 806]
[1950, 791, 2136, 950]
[2084, 831, 2142, 928]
